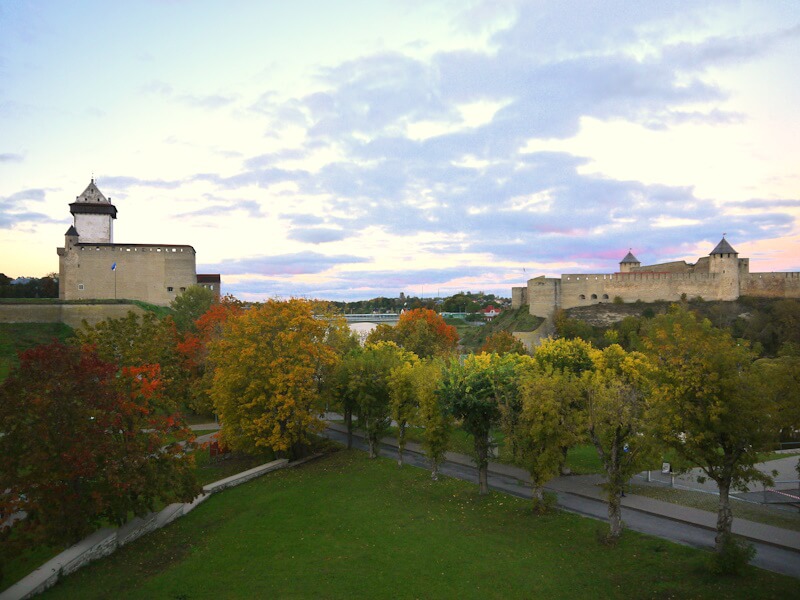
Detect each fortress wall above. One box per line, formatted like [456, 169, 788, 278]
[61, 245, 196, 306]
[633, 260, 694, 273]
[552, 272, 738, 311]
[528, 277, 561, 319]
[511, 286, 527, 309]
[741, 272, 800, 299]
[0, 304, 145, 328]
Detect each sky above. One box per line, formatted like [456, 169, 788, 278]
[1, 0, 799, 301]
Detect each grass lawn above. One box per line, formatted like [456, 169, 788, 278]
[40, 450, 798, 599]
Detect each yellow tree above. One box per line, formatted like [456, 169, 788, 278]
[583, 345, 656, 541]
[411, 360, 451, 480]
[643, 306, 780, 558]
[209, 299, 336, 458]
[513, 362, 583, 511]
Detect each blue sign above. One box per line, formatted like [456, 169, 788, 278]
[111, 262, 117, 271]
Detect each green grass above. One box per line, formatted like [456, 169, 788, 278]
[39, 450, 798, 599]
[630, 484, 800, 533]
[0, 322, 74, 382]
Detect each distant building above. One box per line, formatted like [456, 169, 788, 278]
[197, 274, 221, 301]
[479, 305, 501, 320]
[57, 180, 220, 306]
[512, 237, 800, 320]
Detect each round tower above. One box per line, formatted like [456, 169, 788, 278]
[69, 179, 117, 243]
[619, 250, 640, 273]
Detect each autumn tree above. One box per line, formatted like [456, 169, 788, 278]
[439, 353, 513, 494]
[209, 299, 336, 458]
[170, 284, 216, 333]
[512, 362, 583, 511]
[643, 306, 780, 558]
[0, 342, 198, 550]
[387, 357, 421, 466]
[583, 344, 656, 540]
[413, 360, 451, 479]
[533, 337, 595, 473]
[348, 342, 416, 458]
[75, 310, 187, 409]
[177, 295, 244, 415]
[368, 308, 458, 358]
[480, 330, 528, 355]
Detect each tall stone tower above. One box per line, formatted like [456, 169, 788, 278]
[708, 236, 740, 300]
[69, 179, 117, 243]
[619, 250, 640, 273]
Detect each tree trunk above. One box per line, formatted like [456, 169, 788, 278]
[367, 434, 377, 459]
[345, 409, 353, 450]
[608, 490, 622, 540]
[431, 461, 439, 481]
[478, 463, 489, 495]
[397, 421, 406, 467]
[715, 479, 734, 552]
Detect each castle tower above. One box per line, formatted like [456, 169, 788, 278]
[69, 179, 117, 243]
[619, 250, 640, 273]
[708, 235, 740, 300]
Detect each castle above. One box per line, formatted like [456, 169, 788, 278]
[57, 180, 219, 305]
[512, 237, 800, 319]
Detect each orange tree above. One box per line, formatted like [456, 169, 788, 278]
[480, 331, 528, 355]
[367, 308, 458, 358]
[0, 342, 198, 551]
[177, 295, 244, 414]
[208, 299, 336, 458]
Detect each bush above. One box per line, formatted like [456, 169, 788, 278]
[612, 296, 624, 305]
[708, 535, 756, 575]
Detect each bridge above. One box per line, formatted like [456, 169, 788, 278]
[343, 313, 400, 324]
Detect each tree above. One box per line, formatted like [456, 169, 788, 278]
[412, 360, 450, 479]
[439, 354, 510, 494]
[480, 331, 528, 355]
[348, 342, 416, 458]
[533, 337, 595, 473]
[209, 299, 336, 458]
[583, 345, 655, 540]
[75, 310, 187, 410]
[368, 308, 458, 358]
[643, 306, 780, 556]
[170, 285, 216, 333]
[0, 342, 198, 550]
[388, 357, 421, 466]
[512, 362, 583, 511]
[177, 296, 244, 415]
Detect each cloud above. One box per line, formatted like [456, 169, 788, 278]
[287, 227, 353, 244]
[199, 251, 368, 276]
[99, 176, 183, 190]
[178, 93, 237, 109]
[0, 188, 56, 229]
[0, 153, 24, 163]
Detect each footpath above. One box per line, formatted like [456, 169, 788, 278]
[324, 421, 800, 554]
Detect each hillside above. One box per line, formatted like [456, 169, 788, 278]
[454, 306, 544, 353]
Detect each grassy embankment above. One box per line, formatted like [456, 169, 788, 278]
[39, 450, 799, 599]
[0, 322, 74, 382]
[448, 306, 544, 353]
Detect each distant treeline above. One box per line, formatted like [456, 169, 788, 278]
[330, 291, 509, 314]
[0, 273, 58, 298]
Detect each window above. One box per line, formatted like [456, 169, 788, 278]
[602, 294, 609, 300]
[579, 294, 586, 300]
[167, 286, 174, 292]
[78, 283, 85, 290]
[591, 294, 597, 300]
[180, 287, 186, 292]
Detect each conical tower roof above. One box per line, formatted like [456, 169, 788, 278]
[70, 179, 117, 218]
[620, 251, 640, 264]
[710, 236, 738, 256]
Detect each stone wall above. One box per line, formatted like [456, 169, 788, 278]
[59, 244, 196, 306]
[511, 286, 527, 309]
[742, 272, 800, 298]
[0, 303, 145, 328]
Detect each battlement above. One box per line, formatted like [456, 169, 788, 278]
[514, 238, 799, 319]
[76, 243, 196, 254]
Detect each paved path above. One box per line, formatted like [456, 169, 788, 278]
[322, 421, 800, 579]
